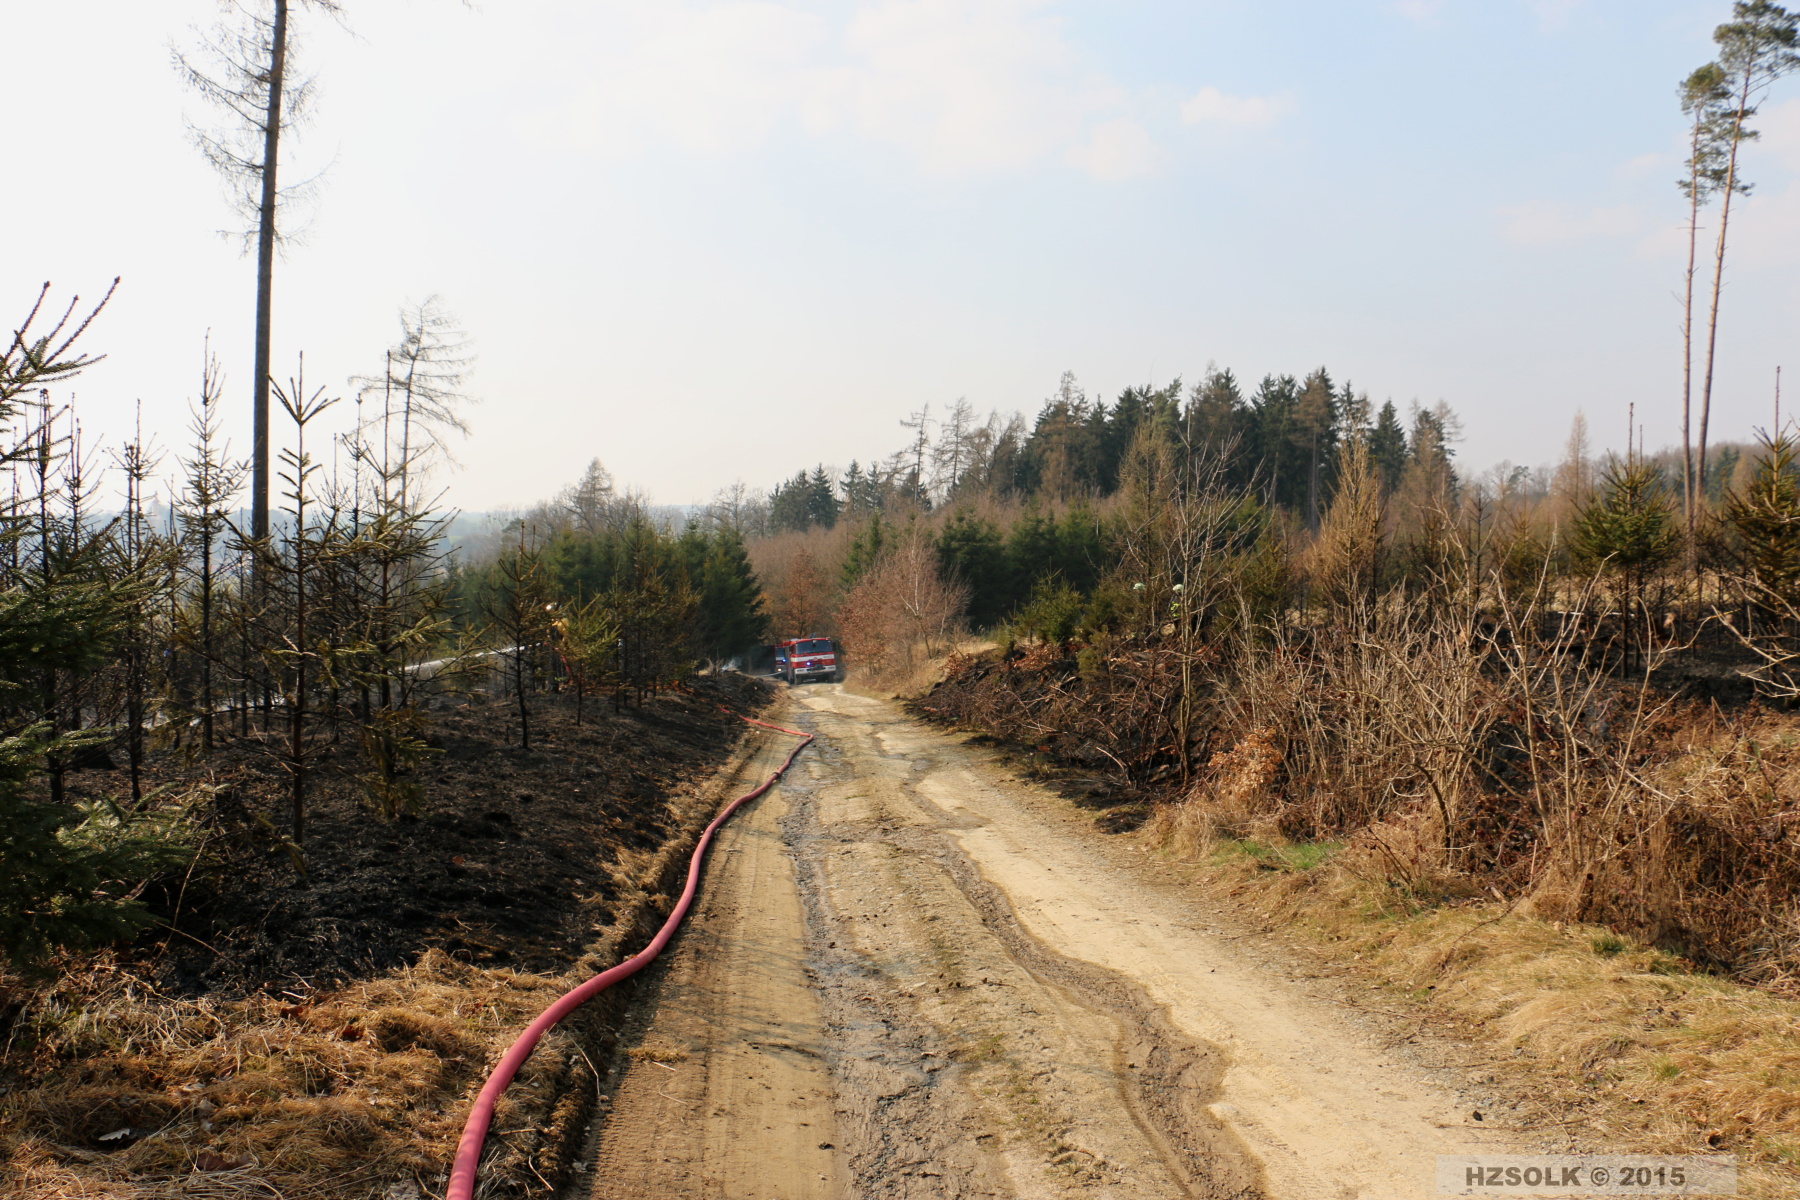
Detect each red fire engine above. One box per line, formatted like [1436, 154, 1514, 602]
[774, 637, 842, 685]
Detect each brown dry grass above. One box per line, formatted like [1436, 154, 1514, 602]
[1169, 838, 1800, 1199]
[1, 949, 565, 1199]
[846, 637, 991, 700]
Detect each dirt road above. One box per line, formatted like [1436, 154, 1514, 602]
[578, 688, 1522, 1200]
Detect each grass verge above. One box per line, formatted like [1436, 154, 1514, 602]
[1164, 833, 1800, 1199]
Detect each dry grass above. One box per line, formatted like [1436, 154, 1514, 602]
[1123, 586, 1800, 979]
[847, 637, 991, 700]
[1156, 726, 1283, 856]
[1173, 839, 1800, 1199]
[622, 1041, 687, 1065]
[0, 950, 565, 1200]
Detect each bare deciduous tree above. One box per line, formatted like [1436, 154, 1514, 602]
[932, 398, 976, 500]
[563, 458, 619, 535]
[838, 526, 967, 679]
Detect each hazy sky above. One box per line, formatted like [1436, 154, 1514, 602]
[9, 0, 1799, 510]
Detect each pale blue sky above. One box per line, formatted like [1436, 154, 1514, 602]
[8, 1, 1798, 508]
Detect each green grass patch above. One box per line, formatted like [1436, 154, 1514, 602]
[1212, 838, 1343, 873]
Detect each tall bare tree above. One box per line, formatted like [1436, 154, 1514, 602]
[177, 0, 341, 542]
[899, 403, 933, 503]
[932, 399, 976, 499]
[563, 458, 619, 535]
[1696, 2, 1800, 508]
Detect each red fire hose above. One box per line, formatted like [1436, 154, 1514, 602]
[445, 713, 814, 1200]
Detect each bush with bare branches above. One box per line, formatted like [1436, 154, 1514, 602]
[837, 526, 968, 683]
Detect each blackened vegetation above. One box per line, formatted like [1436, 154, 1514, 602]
[148, 675, 769, 995]
[912, 643, 1187, 835]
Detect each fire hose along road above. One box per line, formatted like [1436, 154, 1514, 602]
[571, 687, 1527, 1200]
[446, 713, 815, 1200]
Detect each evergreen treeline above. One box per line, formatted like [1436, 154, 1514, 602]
[447, 516, 768, 678]
[745, 368, 1470, 634]
[742, 364, 1778, 652]
[761, 369, 1460, 534]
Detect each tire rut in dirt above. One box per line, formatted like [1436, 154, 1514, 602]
[780, 725, 997, 1199]
[782, 705, 1265, 1200]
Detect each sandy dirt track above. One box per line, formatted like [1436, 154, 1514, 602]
[577, 688, 1524, 1200]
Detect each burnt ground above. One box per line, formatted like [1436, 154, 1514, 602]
[59, 675, 774, 997]
[0, 674, 786, 1200]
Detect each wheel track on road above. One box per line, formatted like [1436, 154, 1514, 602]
[780, 701, 1265, 1200]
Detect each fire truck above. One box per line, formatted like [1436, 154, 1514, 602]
[774, 637, 842, 685]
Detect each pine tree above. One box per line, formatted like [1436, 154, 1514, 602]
[173, 344, 245, 755]
[1056, 504, 1106, 594]
[1100, 386, 1152, 494]
[841, 514, 888, 590]
[1004, 507, 1060, 612]
[1185, 368, 1245, 461]
[555, 593, 620, 725]
[1679, 62, 1736, 525]
[1572, 457, 1683, 668]
[1295, 368, 1340, 530]
[1695, 2, 1800, 504]
[1724, 429, 1800, 606]
[768, 470, 812, 532]
[1367, 400, 1408, 493]
[0, 284, 188, 969]
[841, 461, 872, 514]
[934, 511, 1007, 629]
[697, 527, 768, 662]
[257, 366, 338, 844]
[1026, 373, 1099, 501]
[484, 524, 552, 747]
[805, 466, 840, 530]
[1246, 374, 1303, 509]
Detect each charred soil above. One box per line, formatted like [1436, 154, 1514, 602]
[147, 677, 772, 993]
[1, 675, 775, 1200]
